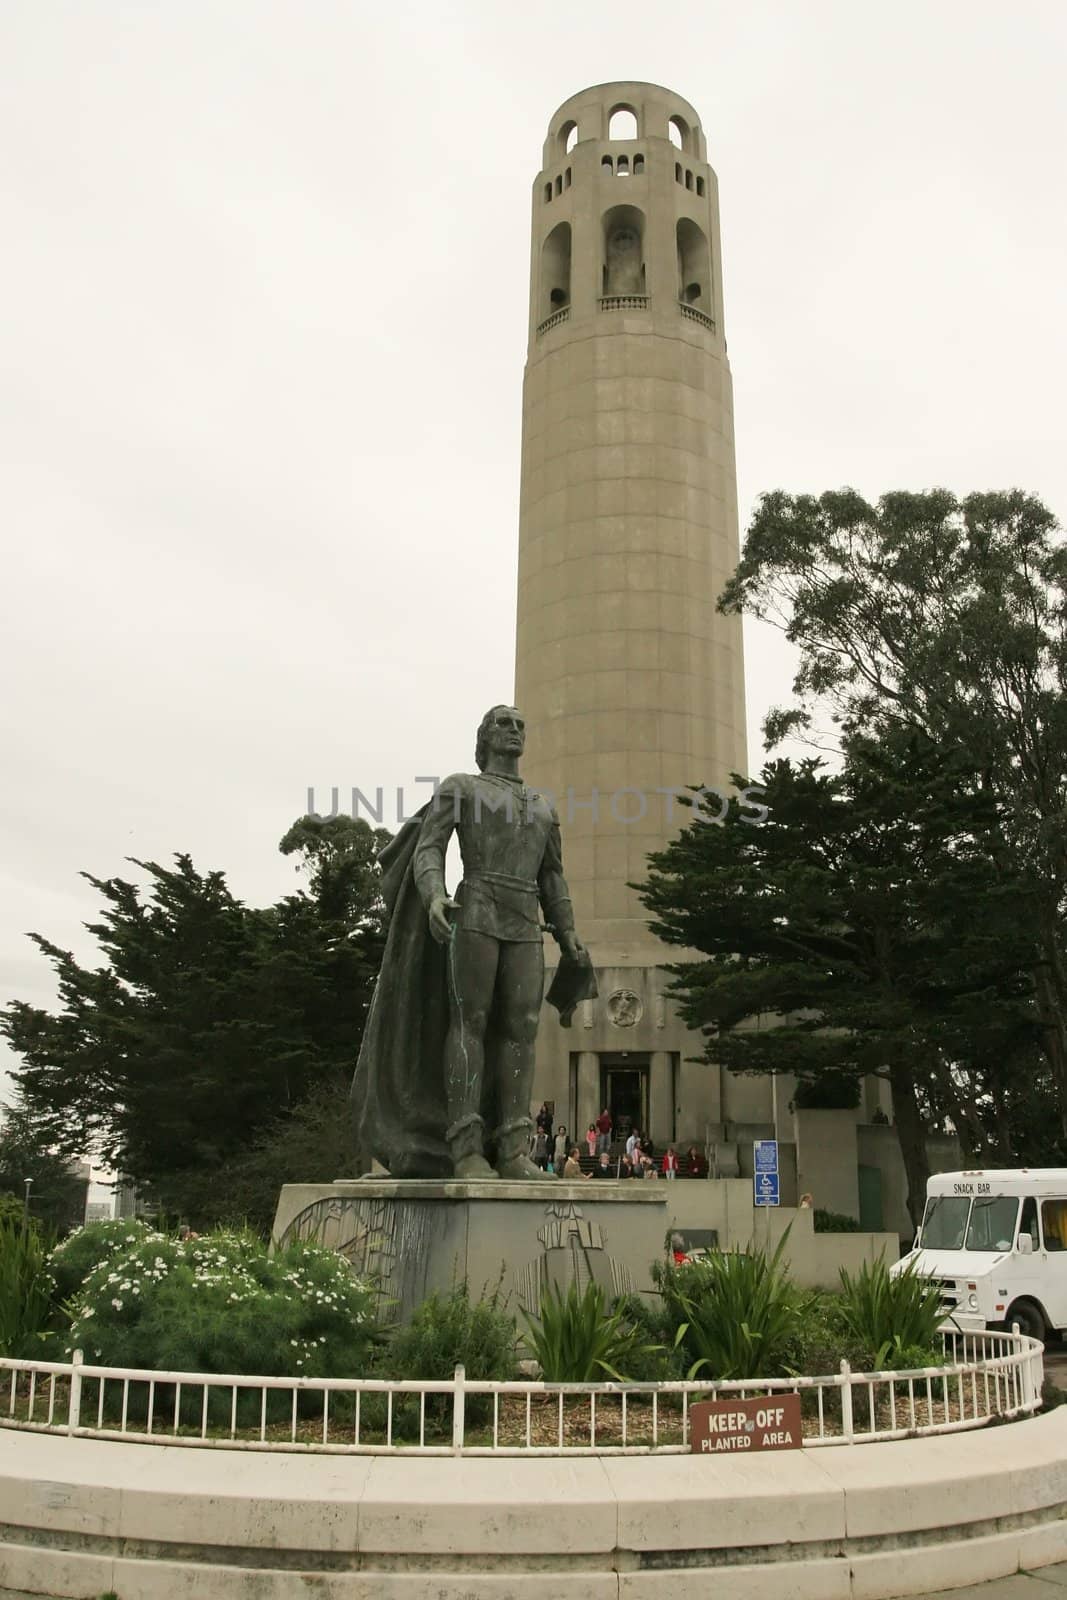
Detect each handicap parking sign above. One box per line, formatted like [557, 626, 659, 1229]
[753, 1140, 780, 1207]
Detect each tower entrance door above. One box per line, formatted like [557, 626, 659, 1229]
[601, 1054, 650, 1143]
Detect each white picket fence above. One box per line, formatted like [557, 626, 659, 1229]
[0, 1328, 1043, 1455]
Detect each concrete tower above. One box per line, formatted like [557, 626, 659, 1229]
[515, 82, 750, 1149]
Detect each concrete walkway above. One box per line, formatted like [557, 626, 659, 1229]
[5, 1569, 1067, 1600]
[3, 1561, 1067, 1599]
[933, 1566, 1067, 1597]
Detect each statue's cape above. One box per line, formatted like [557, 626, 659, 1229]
[349, 804, 452, 1178]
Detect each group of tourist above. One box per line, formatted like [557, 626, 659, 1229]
[529, 1103, 709, 1180]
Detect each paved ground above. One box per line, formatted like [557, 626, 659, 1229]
[930, 1564, 1067, 1597]
[1043, 1337, 1067, 1391]
[4, 1564, 1067, 1599]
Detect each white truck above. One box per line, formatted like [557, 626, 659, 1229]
[890, 1169, 1067, 1342]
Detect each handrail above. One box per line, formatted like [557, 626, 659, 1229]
[0, 1329, 1043, 1456]
[598, 294, 649, 312]
[679, 302, 715, 331]
[536, 307, 570, 337]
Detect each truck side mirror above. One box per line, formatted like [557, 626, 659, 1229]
[1017, 1234, 1033, 1255]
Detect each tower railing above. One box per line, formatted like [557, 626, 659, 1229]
[679, 302, 715, 332]
[536, 307, 570, 337]
[598, 294, 649, 313]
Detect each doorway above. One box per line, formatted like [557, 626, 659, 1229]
[600, 1054, 650, 1142]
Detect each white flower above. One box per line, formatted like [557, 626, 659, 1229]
[111, 1299, 123, 1310]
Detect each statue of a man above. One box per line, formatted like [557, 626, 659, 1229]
[350, 705, 594, 1181]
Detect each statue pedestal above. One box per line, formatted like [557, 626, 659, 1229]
[272, 1179, 669, 1323]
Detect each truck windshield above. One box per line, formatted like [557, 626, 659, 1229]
[920, 1195, 970, 1250]
[965, 1196, 1019, 1252]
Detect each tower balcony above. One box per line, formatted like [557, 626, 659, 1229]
[598, 294, 650, 313]
[536, 306, 570, 338]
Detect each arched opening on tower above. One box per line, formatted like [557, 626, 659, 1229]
[668, 115, 689, 152]
[560, 120, 579, 154]
[601, 204, 645, 298]
[608, 106, 638, 140]
[676, 217, 711, 310]
[541, 221, 572, 318]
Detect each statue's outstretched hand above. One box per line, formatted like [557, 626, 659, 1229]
[428, 895, 457, 944]
[559, 931, 586, 961]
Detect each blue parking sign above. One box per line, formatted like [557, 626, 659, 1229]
[753, 1140, 780, 1206]
[754, 1139, 778, 1175]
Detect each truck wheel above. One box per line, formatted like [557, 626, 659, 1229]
[1006, 1300, 1046, 1344]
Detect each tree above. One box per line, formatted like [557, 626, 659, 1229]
[178, 1078, 360, 1232]
[0, 1108, 88, 1236]
[721, 488, 1067, 1135]
[1, 817, 389, 1224]
[639, 736, 1045, 1224]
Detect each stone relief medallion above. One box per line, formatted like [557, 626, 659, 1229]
[607, 988, 642, 1027]
[514, 1202, 633, 1317]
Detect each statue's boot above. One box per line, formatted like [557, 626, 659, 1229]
[447, 1113, 498, 1180]
[494, 1117, 549, 1181]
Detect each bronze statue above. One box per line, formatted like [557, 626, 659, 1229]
[351, 705, 595, 1180]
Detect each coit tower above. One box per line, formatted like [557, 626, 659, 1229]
[514, 81, 750, 1147]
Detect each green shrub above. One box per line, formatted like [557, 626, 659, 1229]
[656, 1236, 804, 1380]
[813, 1210, 862, 1233]
[611, 1292, 688, 1381]
[49, 1219, 158, 1305]
[67, 1228, 378, 1381]
[522, 1280, 666, 1382]
[836, 1257, 943, 1368]
[0, 1217, 56, 1356]
[377, 1281, 519, 1438]
[382, 1282, 518, 1384]
[781, 1292, 870, 1377]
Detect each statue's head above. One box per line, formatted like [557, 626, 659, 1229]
[475, 705, 525, 770]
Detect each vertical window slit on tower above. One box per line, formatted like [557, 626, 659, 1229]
[675, 162, 682, 184]
[602, 155, 613, 175]
[685, 170, 693, 191]
[696, 176, 705, 197]
[633, 154, 644, 175]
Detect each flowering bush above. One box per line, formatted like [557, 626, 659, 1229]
[67, 1229, 377, 1381]
[49, 1219, 158, 1306]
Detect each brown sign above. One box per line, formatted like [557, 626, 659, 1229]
[689, 1395, 803, 1455]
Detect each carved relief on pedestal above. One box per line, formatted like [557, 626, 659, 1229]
[514, 1201, 633, 1316]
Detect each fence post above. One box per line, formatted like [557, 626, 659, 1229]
[839, 1360, 854, 1444]
[67, 1350, 83, 1436]
[452, 1365, 466, 1454]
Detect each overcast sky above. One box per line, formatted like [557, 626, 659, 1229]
[3, 1, 1066, 1101]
